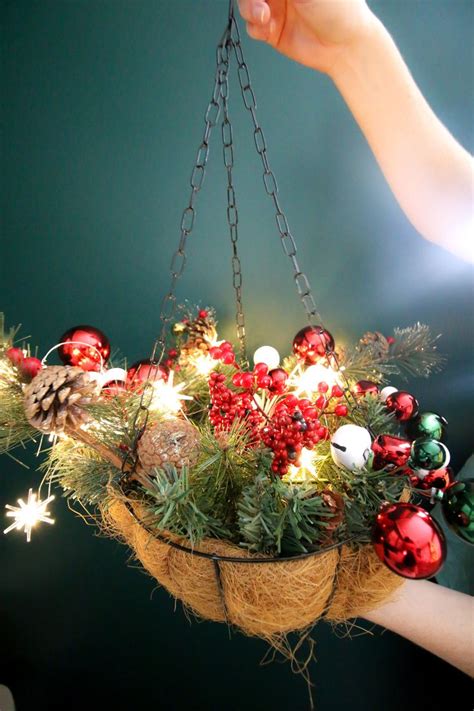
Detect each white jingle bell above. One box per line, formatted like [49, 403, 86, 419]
[380, 386, 398, 403]
[330, 424, 372, 471]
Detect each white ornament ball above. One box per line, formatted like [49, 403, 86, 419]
[253, 345, 280, 370]
[330, 424, 372, 471]
[380, 386, 398, 403]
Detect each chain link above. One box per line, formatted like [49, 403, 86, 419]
[218, 30, 248, 362]
[229, 15, 323, 327]
[122, 5, 329, 479]
[121, 27, 231, 478]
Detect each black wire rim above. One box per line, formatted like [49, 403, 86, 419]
[123, 500, 362, 564]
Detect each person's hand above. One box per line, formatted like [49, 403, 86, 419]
[237, 0, 376, 75]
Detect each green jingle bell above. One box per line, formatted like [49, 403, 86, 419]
[442, 479, 474, 545]
[406, 412, 448, 441]
[410, 438, 450, 471]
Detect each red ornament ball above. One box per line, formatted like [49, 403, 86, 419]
[6, 347, 24, 367]
[20, 356, 43, 381]
[268, 368, 289, 394]
[410, 466, 453, 492]
[372, 502, 446, 579]
[353, 380, 379, 397]
[127, 360, 169, 389]
[385, 390, 419, 421]
[372, 434, 411, 470]
[292, 326, 334, 364]
[58, 325, 111, 372]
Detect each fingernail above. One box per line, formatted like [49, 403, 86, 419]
[252, 2, 267, 24]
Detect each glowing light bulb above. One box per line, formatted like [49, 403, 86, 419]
[4, 489, 55, 542]
[149, 370, 193, 415]
[286, 447, 319, 482]
[191, 353, 216, 376]
[291, 363, 341, 395]
[253, 346, 280, 370]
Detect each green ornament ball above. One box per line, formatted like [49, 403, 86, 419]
[406, 412, 448, 441]
[442, 479, 474, 545]
[410, 438, 450, 471]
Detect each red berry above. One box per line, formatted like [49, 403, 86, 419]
[198, 309, 208, 319]
[331, 384, 344, 398]
[209, 347, 222, 360]
[223, 352, 235, 365]
[386, 336, 395, 345]
[241, 373, 254, 389]
[21, 356, 42, 380]
[334, 404, 349, 417]
[232, 373, 243, 387]
[318, 381, 329, 394]
[5, 347, 24, 367]
[254, 363, 268, 376]
[315, 395, 326, 409]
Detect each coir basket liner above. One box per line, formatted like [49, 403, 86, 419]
[106, 497, 405, 638]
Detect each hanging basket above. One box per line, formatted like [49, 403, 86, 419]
[105, 496, 405, 639]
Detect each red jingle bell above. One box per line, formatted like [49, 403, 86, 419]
[126, 360, 169, 389]
[372, 434, 411, 470]
[385, 390, 419, 421]
[372, 502, 446, 579]
[268, 368, 289, 394]
[410, 466, 453, 492]
[292, 326, 334, 364]
[352, 380, 379, 397]
[58, 325, 111, 372]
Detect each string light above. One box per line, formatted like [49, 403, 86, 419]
[4, 489, 55, 542]
[289, 362, 342, 396]
[149, 370, 193, 415]
[286, 447, 319, 482]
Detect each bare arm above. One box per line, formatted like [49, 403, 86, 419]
[238, 0, 474, 262]
[363, 580, 474, 676]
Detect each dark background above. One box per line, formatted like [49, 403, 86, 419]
[1, 1, 473, 709]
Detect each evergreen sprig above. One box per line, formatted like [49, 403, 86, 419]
[343, 322, 445, 382]
[143, 465, 231, 545]
[43, 438, 122, 505]
[237, 474, 338, 555]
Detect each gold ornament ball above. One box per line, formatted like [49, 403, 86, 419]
[137, 419, 200, 472]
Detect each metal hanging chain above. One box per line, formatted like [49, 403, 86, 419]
[229, 13, 324, 328]
[218, 30, 248, 363]
[121, 28, 230, 478]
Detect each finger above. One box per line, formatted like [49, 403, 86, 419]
[237, 0, 271, 25]
[246, 20, 272, 42]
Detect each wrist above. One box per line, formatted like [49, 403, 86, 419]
[327, 12, 387, 85]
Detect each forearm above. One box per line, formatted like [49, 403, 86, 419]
[331, 15, 473, 260]
[363, 579, 474, 676]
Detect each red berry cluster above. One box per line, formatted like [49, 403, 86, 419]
[231, 363, 289, 394]
[6, 347, 42, 382]
[209, 341, 236, 365]
[208, 371, 263, 442]
[261, 395, 329, 476]
[313, 382, 348, 417]
[164, 348, 180, 370]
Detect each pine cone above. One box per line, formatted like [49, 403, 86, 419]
[24, 365, 100, 433]
[319, 489, 345, 543]
[359, 331, 390, 359]
[179, 336, 212, 365]
[137, 419, 200, 472]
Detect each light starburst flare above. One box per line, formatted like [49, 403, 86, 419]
[4, 488, 55, 542]
[149, 370, 193, 415]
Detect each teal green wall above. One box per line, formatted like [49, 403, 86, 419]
[1, 2, 472, 709]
